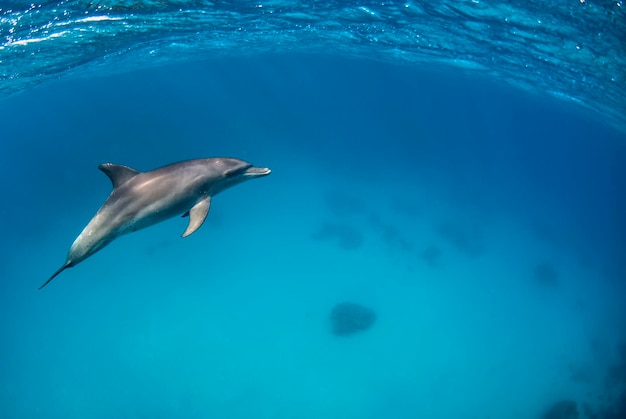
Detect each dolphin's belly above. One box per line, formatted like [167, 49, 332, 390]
[109, 183, 192, 229]
[128, 198, 193, 232]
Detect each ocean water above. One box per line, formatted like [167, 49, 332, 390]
[1, 2, 626, 419]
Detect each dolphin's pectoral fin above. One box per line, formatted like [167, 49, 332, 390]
[98, 163, 141, 189]
[182, 196, 211, 238]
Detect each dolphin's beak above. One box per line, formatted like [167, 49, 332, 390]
[244, 166, 271, 177]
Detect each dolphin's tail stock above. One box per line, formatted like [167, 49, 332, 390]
[39, 262, 73, 290]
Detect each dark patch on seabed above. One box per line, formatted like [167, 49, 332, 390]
[420, 245, 442, 268]
[329, 302, 376, 336]
[435, 220, 485, 258]
[536, 297, 626, 417]
[547, 343, 626, 419]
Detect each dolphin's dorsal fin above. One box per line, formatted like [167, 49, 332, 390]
[98, 163, 141, 189]
[182, 196, 211, 238]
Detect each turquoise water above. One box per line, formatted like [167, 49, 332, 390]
[1, 2, 626, 419]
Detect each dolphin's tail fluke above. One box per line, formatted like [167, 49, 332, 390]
[39, 262, 73, 290]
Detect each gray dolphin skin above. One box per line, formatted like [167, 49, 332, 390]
[40, 157, 271, 289]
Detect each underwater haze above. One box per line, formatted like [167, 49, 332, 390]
[1, 1, 626, 419]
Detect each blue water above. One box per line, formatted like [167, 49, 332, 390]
[1, 2, 626, 419]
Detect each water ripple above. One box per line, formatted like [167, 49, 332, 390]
[1, 0, 624, 132]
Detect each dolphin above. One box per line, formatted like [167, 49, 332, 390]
[40, 157, 271, 289]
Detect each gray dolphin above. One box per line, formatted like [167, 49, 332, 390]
[40, 157, 271, 289]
